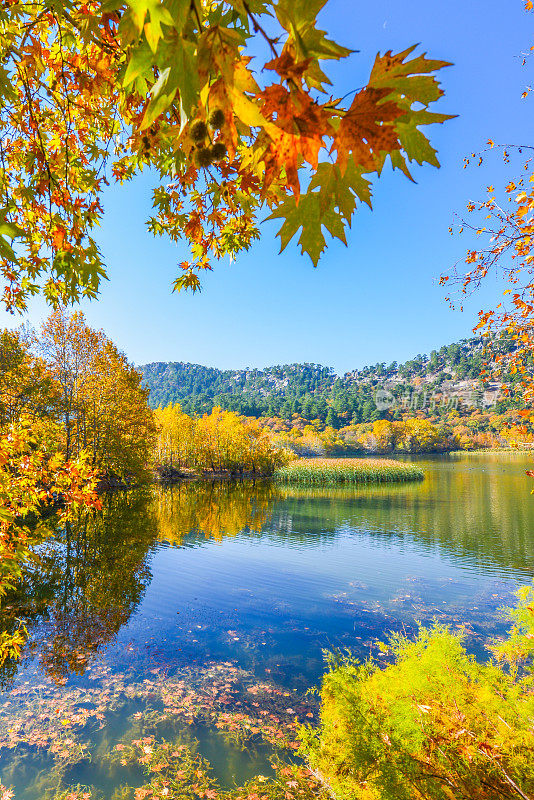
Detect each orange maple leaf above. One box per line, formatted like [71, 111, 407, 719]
[52, 227, 66, 250]
[265, 52, 311, 83]
[331, 86, 404, 174]
[260, 85, 332, 198]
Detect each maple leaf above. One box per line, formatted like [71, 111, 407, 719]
[264, 52, 311, 83]
[331, 87, 404, 174]
[266, 191, 346, 266]
[260, 85, 332, 196]
[274, 0, 353, 91]
[309, 160, 372, 221]
[52, 228, 66, 250]
[369, 46, 452, 100]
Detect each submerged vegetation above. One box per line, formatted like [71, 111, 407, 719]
[0, 657, 323, 800]
[274, 458, 424, 486]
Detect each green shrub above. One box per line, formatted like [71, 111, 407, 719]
[300, 585, 534, 800]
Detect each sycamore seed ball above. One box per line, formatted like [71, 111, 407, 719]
[208, 108, 225, 130]
[194, 147, 213, 168]
[190, 119, 208, 143]
[210, 142, 228, 162]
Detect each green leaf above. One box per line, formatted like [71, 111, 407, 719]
[100, 0, 124, 11]
[123, 41, 155, 86]
[368, 48, 454, 111]
[0, 236, 17, 260]
[389, 150, 415, 181]
[140, 66, 177, 130]
[126, 0, 173, 50]
[0, 220, 24, 239]
[173, 272, 202, 292]
[370, 46, 453, 85]
[396, 120, 440, 167]
[167, 0, 191, 32]
[309, 160, 372, 222]
[146, 6, 174, 52]
[274, 0, 353, 92]
[167, 38, 198, 116]
[266, 188, 350, 266]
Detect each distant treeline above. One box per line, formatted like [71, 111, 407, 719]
[141, 337, 523, 427]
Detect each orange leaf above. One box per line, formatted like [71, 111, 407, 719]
[331, 87, 404, 174]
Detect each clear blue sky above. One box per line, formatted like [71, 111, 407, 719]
[1, 0, 531, 374]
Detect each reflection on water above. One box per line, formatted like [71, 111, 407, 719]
[0, 454, 533, 798]
[0, 490, 158, 688]
[154, 480, 278, 546]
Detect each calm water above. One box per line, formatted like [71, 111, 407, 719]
[0, 453, 533, 799]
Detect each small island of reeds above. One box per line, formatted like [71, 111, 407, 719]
[273, 457, 424, 485]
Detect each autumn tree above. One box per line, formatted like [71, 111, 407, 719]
[0, 0, 453, 310]
[0, 328, 57, 427]
[155, 402, 197, 470]
[0, 415, 100, 667]
[36, 309, 155, 482]
[155, 403, 288, 475]
[36, 309, 103, 460]
[442, 1, 534, 408]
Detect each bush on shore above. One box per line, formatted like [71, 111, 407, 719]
[299, 585, 534, 800]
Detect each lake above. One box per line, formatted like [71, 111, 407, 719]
[0, 453, 532, 799]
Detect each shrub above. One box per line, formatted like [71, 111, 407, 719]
[300, 585, 534, 800]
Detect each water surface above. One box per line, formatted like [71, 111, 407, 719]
[0, 453, 533, 798]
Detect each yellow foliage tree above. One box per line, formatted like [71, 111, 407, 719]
[0, 415, 100, 666]
[36, 309, 155, 483]
[155, 404, 288, 476]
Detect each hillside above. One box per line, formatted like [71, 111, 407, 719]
[141, 337, 518, 428]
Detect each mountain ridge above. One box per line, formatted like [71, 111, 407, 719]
[140, 336, 515, 426]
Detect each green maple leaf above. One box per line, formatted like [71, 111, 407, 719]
[274, 0, 353, 91]
[309, 160, 372, 222]
[396, 119, 440, 167]
[166, 38, 198, 116]
[123, 41, 155, 86]
[266, 187, 352, 266]
[140, 67, 177, 129]
[126, 0, 173, 51]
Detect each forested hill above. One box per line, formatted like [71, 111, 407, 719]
[141, 338, 517, 427]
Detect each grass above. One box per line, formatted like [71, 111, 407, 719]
[449, 447, 534, 455]
[273, 457, 424, 485]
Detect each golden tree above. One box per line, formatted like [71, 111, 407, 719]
[36, 309, 155, 482]
[155, 403, 288, 475]
[0, 328, 57, 426]
[0, 415, 100, 666]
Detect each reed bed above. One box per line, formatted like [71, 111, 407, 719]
[273, 457, 424, 485]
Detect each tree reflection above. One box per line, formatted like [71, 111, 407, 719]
[0, 482, 279, 687]
[154, 480, 278, 546]
[1, 458, 532, 688]
[0, 489, 158, 686]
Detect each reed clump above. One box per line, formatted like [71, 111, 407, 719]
[273, 458, 424, 485]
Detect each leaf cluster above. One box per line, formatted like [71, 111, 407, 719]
[0, 0, 453, 307]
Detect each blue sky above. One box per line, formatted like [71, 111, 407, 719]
[1, 0, 531, 374]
